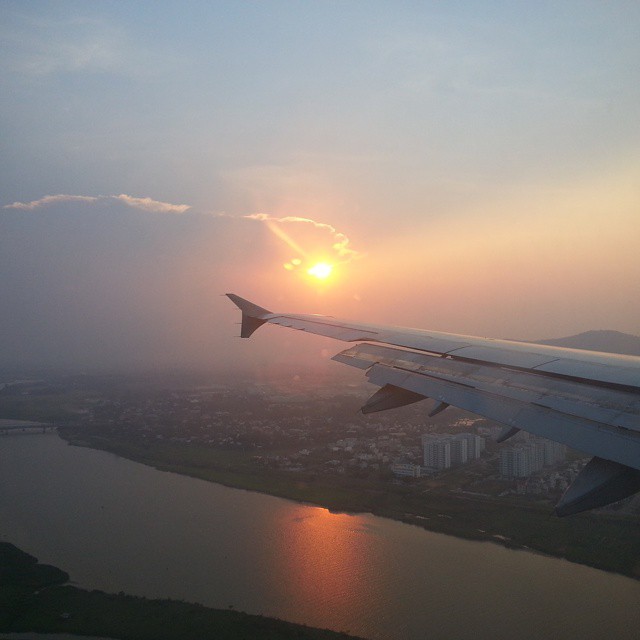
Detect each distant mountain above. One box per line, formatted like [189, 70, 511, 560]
[534, 330, 640, 356]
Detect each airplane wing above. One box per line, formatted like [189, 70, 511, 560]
[226, 293, 640, 516]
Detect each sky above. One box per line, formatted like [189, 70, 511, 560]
[1, 1, 639, 373]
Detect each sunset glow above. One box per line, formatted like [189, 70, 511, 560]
[2, 5, 640, 640]
[1, 1, 639, 372]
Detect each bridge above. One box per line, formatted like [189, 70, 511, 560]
[0, 419, 56, 435]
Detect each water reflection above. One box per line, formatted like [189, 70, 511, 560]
[1, 434, 640, 640]
[273, 507, 381, 632]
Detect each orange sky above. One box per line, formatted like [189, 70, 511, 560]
[1, 2, 639, 371]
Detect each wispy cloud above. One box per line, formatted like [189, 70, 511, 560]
[3, 194, 99, 210]
[0, 16, 126, 76]
[245, 213, 362, 263]
[4, 194, 190, 214]
[115, 194, 190, 214]
[1, 13, 180, 79]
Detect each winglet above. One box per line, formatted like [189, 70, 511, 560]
[225, 294, 273, 338]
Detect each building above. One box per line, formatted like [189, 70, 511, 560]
[500, 437, 566, 478]
[422, 432, 486, 470]
[542, 439, 566, 465]
[527, 440, 545, 472]
[499, 446, 532, 478]
[391, 463, 421, 478]
[449, 436, 468, 466]
[457, 432, 485, 459]
[422, 435, 451, 470]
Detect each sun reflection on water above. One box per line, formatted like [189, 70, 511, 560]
[271, 505, 382, 629]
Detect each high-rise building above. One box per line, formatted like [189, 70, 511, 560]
[422, 432, 486, 470]
[527, 440, 545, 473]
[542, 439, 566, 465]
[456, 433, 485, 460]
[422, 435, 451, 470]
[449, 436, 468, 466]
[500, 437, 566, 478]
[499, 446, 532, 478]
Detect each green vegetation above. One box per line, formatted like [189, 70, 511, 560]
[61, 433, 640, 580]
[0, 542, 69, 628]
[0, 542, 361, 640]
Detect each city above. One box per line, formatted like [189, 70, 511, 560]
[0, 371, 624, 514]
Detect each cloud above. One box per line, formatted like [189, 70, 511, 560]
[114, 194, 191, 214]
[0, 15, 125, 76]
[245, 213, 361, 263]
[4, 194, 190, 214]
[1, 12, 182, 80]
[3, 194, 99, 210]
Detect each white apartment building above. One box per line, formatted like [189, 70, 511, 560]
[449, 436, 468, 466]
[422, 432, 487, 471]
[500, 437, 566, 478]
[456, 432, 485, 460]
[542, 439, 566, 465]
[422, 435, 451, 470]
[499, 446, 532, 478]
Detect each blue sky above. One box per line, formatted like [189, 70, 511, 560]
[3, 1, 639, 209]
[1, 1, 639, 371]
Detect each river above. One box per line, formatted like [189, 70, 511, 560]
[1, 433, 639, 639]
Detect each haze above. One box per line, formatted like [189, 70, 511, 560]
[1, 1, 639, 373]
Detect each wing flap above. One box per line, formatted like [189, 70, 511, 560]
[334, 343, 640, 433]
[363, 362, 640, 472]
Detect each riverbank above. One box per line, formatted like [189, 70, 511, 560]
[60, 431, 640, 580]
[0, 542, 361, 640]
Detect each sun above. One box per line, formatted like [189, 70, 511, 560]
[307, 262, 333, 280]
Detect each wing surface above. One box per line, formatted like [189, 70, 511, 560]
[226, 294, 640, 515]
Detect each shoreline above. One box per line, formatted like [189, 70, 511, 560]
[0, 542, 361, 640]
[58, 430, 640, 581]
